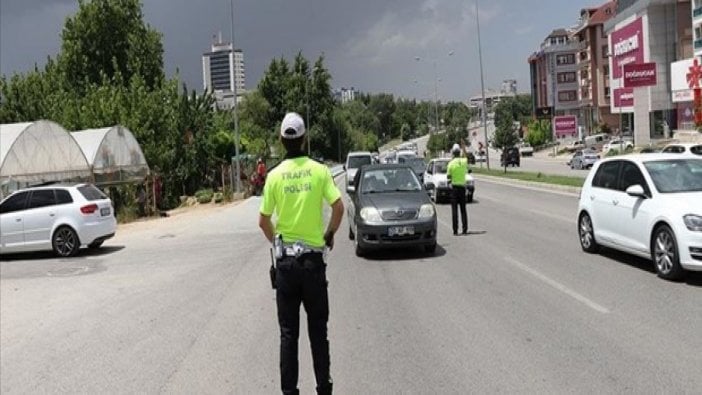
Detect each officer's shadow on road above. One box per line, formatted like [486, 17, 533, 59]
[360, 244, 448, 262]
[600, 248, 702, 287]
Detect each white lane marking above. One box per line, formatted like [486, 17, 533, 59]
[505, 256, 610, 314]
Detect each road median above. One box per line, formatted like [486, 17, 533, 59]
[470, 167, 584, 195]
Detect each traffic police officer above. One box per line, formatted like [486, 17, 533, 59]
[447, 139, 469, 235]
[259, 112, 344, 395]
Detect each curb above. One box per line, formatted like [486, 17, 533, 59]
[473, 174, 582, 196]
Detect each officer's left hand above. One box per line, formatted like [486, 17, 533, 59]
[324, 230, 335, 251]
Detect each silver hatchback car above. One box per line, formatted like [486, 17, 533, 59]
[570, 149, 600, 170]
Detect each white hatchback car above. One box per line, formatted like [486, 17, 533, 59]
[0, 184, 116, 257]
[577, 155, 702, 280]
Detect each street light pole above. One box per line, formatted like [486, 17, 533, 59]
[476, 0, 490, 170]
[230, 0, 242, 191]
[433, 61, 439, 134]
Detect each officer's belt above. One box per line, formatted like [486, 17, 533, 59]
[282, 242, 324, 258]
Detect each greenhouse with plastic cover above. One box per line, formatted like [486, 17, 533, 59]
[72, 126, 150, 185]
[0, 121, 92, 198]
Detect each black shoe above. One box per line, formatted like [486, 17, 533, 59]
[453, 231, 458, 235]
[462, 230, 468, 235]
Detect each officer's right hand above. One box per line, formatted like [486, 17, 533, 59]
[324, 230, 335, 250]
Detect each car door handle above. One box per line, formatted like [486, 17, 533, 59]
[15, 218, 21, 222]
[590, 195, 595, 201]
[612, 199, 619, 206]
[49, 213, 55, 217]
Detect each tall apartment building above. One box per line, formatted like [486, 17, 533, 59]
[202, 33, 246, 109]
[571, 1, 617, 134]
[501, 79, 518, 95]
[528, 29, 581, 125]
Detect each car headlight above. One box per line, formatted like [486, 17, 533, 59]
[360, 207, 382, 222]
[683, 215, 702, 232]
[418, 204, 435, 219]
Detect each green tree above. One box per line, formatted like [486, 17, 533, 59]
[59, 0, 164, 91]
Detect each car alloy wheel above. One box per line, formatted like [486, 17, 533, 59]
[652, 226, 684, 280]
[53, 226, 80, 257]
[578, 213, 598, 253]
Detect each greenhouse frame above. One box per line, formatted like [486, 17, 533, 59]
[0, 121, 92, 198]
[72, 126, 150, 185]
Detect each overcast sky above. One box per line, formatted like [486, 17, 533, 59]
[1, 0, 594, 101]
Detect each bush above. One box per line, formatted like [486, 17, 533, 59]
[195, 188, 214, 204]
[116, 204, 139, 223]
[213, 192, 224, 203]
[223, 187, 233, 202]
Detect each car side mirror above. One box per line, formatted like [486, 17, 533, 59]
[625, 185, 647, 199]
[343, 165, 346, 171]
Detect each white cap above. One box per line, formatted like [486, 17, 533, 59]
[451, 143, 461, 153]
[280, 112, 306, 139]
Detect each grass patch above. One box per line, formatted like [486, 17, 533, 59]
[470, 167, 585, 188]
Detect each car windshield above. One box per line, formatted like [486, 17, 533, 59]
[347, 155, 371, 169]
[361, 168, 422, 193]
[400, 158, 425, 172]
[643, 159, 702, 193]
[434, 161, 449, 174]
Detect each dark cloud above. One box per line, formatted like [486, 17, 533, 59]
[1, 0, 584, 101]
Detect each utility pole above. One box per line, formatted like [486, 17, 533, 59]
[476, 0, 490, 170]
[434, 61, 439, 134]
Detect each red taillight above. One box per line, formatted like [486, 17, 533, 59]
[80, 204, 98, 214]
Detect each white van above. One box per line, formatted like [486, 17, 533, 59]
[344, 151, 372, 192]
[584, 133, 610, 150]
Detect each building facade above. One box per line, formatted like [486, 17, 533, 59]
[202, 34, 246, 109]
[695, 0, 702, 57]
[604, 0, 691, 145]
[528, 29, 581, 137]
[571, 1, 618, 134]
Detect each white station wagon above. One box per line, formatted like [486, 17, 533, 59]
[577, 155, 702, 280]
[0, 184, 116, 257]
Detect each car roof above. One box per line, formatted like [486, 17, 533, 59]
[12, 182, 87, 191]
[663, 142, 701, 148]
[347, 151, 372, 156]
[360, 163, 413, 171]
[597, 153, 699, 164]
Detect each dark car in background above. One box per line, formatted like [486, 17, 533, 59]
[347, 164, 437, 257]
[501, 147, 520, 167]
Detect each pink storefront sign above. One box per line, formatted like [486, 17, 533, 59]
[613, 88, 634, 108]
[553, 115, 577, 138]
[623, 62, 657, 88]
[611, 17, 644, 79]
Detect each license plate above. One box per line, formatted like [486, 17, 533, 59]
[388, 226, 414, 236]
[100, 207, 111, 216]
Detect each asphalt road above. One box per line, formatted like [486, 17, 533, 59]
[1, 178, 701, 394]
